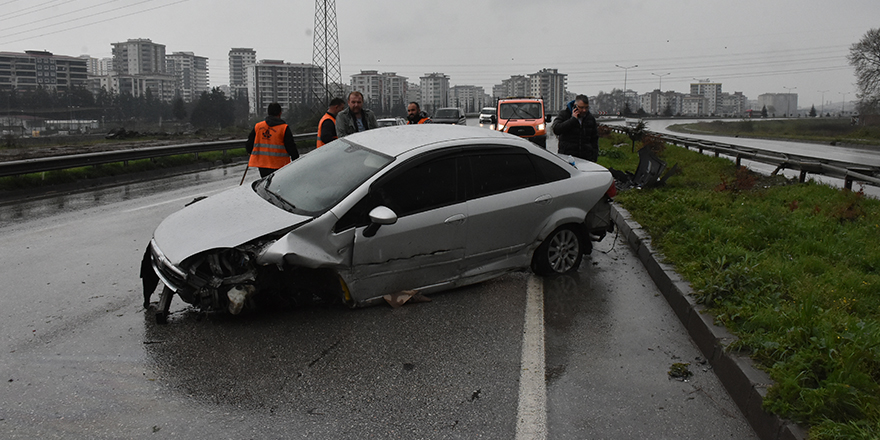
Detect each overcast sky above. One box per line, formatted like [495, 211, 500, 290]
[1, 0, 877, 109]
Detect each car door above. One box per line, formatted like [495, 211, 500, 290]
[347, 152, 468, 299]
[461, 147, 559, 272]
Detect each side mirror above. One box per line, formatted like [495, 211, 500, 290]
[363, 206, 398, 237]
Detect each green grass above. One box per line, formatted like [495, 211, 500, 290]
[667, 119, 880, 147]
[598, 133, 880, 439]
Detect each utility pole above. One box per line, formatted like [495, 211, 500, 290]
[616, 64, 637, 115]
[818, 90, 829, 116]
[312, 0, 343, 106]
[651, 72, 670, 91]
[839, 92, 848, 115]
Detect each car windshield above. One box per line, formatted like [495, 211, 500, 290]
[435, 109, 458, 118]
[499, 103, 542, 119]
[259, 139, 393, 214]
[481, 108, 495, 115]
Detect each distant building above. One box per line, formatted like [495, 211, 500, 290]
[529, 68, 567, 113]
[682, 94, 708, 116]
[246, 60, 323, 115]
[111, 38, 166, 75]
[79, 55, 112, 76]
[0, 50, 88, 92]
[228, 48, 256, 100]
[719, 91, 747, 116]
[757, 93, 798, 117]
[494, 75, 529, 99]
[166, 51, 209, 102]
[420, 72, 450, 115]
[450, 85, 491, 113]
[690, 81, 723, 115]
[350, 70, 383, 109]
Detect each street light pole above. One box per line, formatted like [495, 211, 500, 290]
[651, 72, 670, 90]
[615, 64, 637, 115]
[818, 90, 829, 117]
[783, 86, 797, 117]
[839, 92, 848, 115]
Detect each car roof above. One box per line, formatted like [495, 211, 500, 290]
[341, 124, 519, 158]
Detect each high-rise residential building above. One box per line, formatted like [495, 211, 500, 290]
[246, 60, 323, 115]
[690, 81, 723, 115]
[79, 55, 112, 76]
[529, 68, 567, 113]
[757, 93, 798, 117]
[228, 48, 256, 99]
[350, 70, 409, 114]
[494, 75, 529, 99]
[449, 85, 487, 113]
[420, 73, 450, 115]
[719, 91, 747, 116]
[111, 38, 166, 75]
[166, 51, 209, 102]
[0, 50, 88, 92]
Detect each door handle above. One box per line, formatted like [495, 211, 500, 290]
[535, 194, 552, 204]
[445, 213, 466, 225]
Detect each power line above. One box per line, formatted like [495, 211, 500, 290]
[0, 0, 191, 45]
[1, 0, 123, 32]
[0, 0, 65, 20]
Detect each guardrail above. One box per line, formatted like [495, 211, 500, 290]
[605, 125, 880, 190]
[0, 132, 317, 178]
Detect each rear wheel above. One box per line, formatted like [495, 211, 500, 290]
[532, 225, 583, 275]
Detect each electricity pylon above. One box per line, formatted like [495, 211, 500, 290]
[312, 0, 343, 106]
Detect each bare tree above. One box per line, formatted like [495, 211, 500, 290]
[848, 28, 880, 115]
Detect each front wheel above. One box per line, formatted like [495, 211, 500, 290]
[531, 226, 584, 276]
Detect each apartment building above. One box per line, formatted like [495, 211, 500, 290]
[420, 72, 450, 115]
[449, 85, 489, 113]
[111, 39, 166, 75]
[246, 60, 323, 115]
[0, 50, 88, 92]
[690, 81, 723, 115]
[529, 68, 567, 113]
[228, 48, 256, 99]
[166, 51, 209, 102]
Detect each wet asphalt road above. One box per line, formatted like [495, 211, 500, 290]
[0, 128, 757, 439]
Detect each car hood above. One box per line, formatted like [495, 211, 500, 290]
[153, 184, 310, 264]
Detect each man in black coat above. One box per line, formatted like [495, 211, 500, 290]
[552, 94, 599, 162]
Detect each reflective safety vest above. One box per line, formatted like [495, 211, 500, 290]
[248, 121, 291, 169]
[407, 117, 430, 124]
[316, 113, 337, 148]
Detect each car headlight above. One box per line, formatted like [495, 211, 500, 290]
[496, 125, 505, 132]
[537, 123, 545, 131]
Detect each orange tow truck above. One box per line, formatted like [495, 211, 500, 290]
[491, 97, 552, 148]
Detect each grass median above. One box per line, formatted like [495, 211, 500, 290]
[598, 132, 880, 439]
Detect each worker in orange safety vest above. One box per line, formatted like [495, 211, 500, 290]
[317, 97, 346, 148]
[245, 102, 299, 177]
[406, 102, 432, 124]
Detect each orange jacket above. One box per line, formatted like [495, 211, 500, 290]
[407, 117, 431, 124]
[316, 112, 337, 148]
[248, 120, 292, 170]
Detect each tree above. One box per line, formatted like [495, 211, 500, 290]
[848, 28, 880, 115]
[809, 104, 817, 117]
[172, 96, 187, 121]
[190, 88, 234, 129]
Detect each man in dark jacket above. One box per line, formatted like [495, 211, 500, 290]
[245, 102, 299, 177]
[552, 94, 599, 162]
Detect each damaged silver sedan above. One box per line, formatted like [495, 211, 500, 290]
[141, 125, 614, 323]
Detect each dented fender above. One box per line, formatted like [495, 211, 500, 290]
[257, 211, 354, 269]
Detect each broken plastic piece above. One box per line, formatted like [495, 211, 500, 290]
[227, 285, 255, 315]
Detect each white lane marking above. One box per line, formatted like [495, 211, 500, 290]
[516, 274, 547, 440]
[122, 187, 230, 213]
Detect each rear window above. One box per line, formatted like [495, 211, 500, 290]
[435, 109, 459, 118]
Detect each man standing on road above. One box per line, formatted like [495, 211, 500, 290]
[245, 102, 299, 177]
[406, 102, 432, 124]
[317, 97, 346, 147]
[553, 94, 599, 162]
[336, 91, 378, 137]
